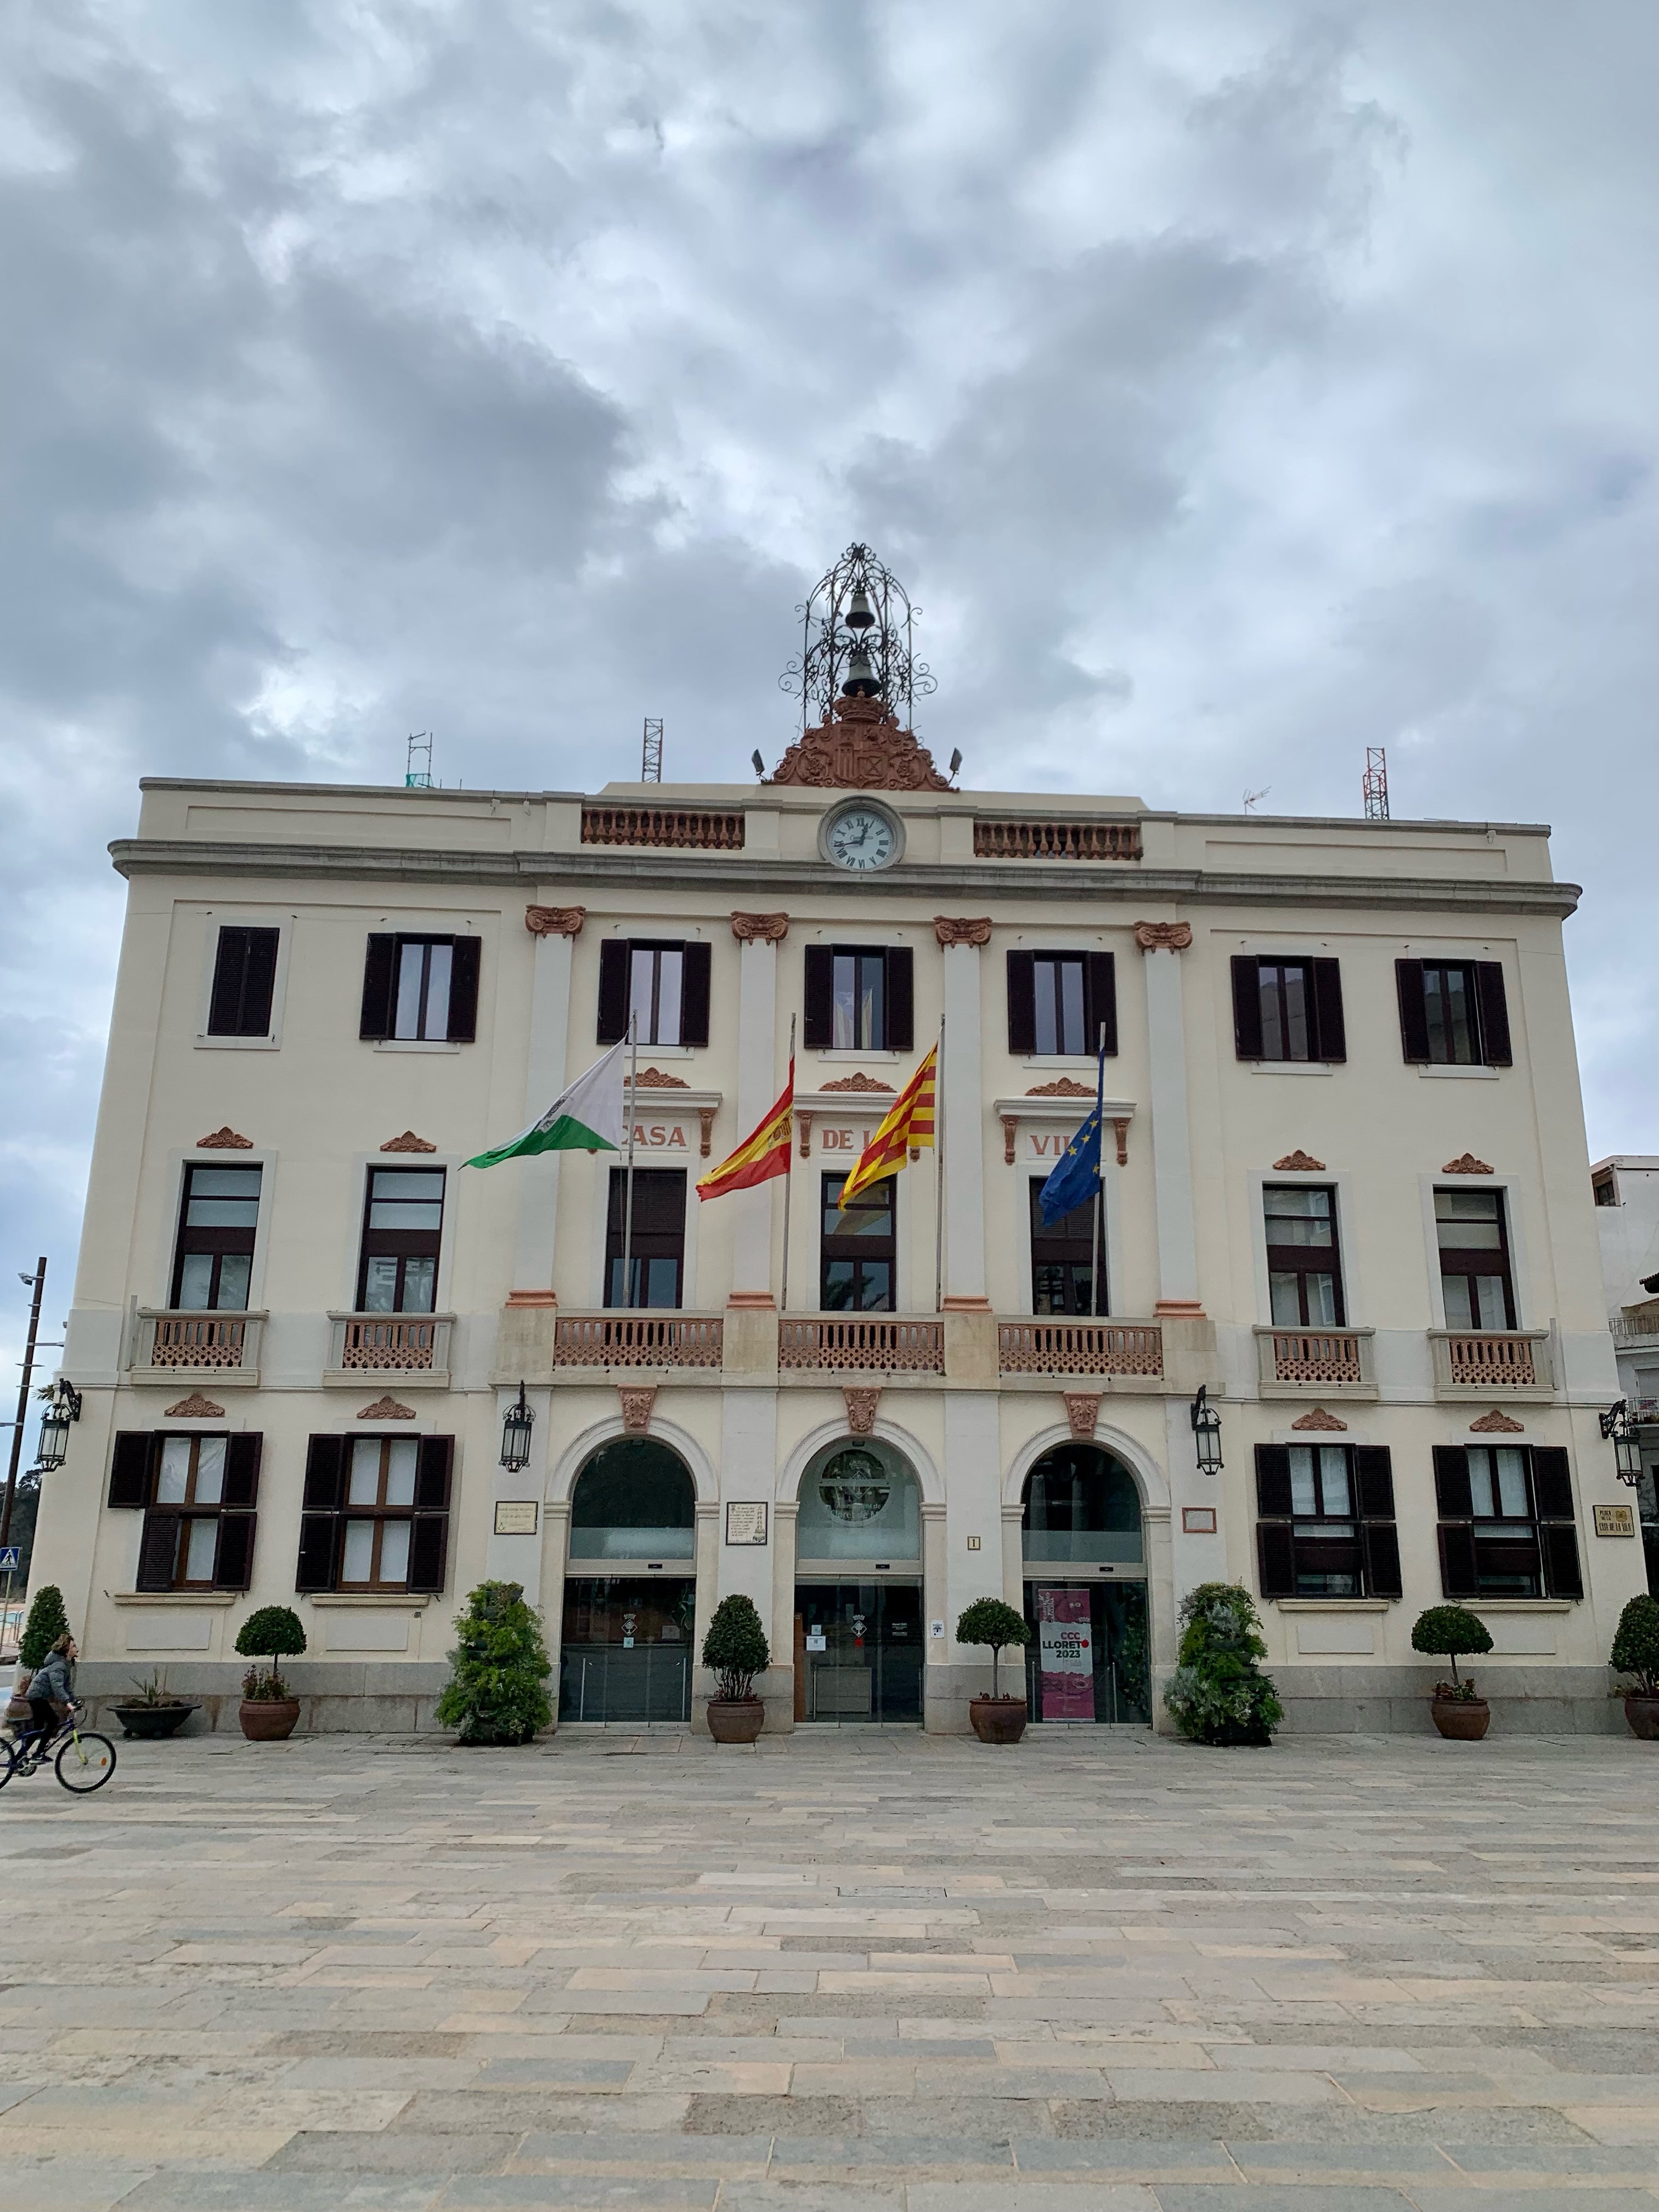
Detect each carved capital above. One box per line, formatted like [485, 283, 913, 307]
[1133, 921, 1193, 953]
[163, 1392, 225, 1419]
[1469, 1407, 1525, 1433]
[1442, 1153, 1494, 1176]
[358, 1395, 416, 1420]
[821, 1071, 894, 1093]
[618, 1385, 657, 1435]
[731, 911, 789, 943]
[526, 904, 585, 938]
[1273, 1150, 1327, 1173]
[1062, 1392, 1101, 1441]
[380, 1130, 437, 1154]
[933, 915, 992, 948]
[843, 1386, 882, 1436]
[1290, 1407, 1348, 1432]
[195, 1126, 252, 1150]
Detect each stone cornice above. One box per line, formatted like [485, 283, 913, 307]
[107, 840, 1583, 919]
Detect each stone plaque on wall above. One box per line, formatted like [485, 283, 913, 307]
[1593, 1503, 1636, 1538]
[725, 1502, 768, 1545]
[494, 1500, 539, 1536]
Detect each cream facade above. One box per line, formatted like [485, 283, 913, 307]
[31, 730, 1645, 1733]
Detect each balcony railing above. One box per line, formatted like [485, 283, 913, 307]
[999, 1320, 1163, 1376]
[134, 1309, 264, 1378]
[324, 1312, 454, 1386]
[1253, 1325, 1376, 1393]
[553, 1313, 724, 1368]
[1613, 1314, 1659, 1342]
[779, 1316, 945, 1373]
[1429, 1328, 1553, 1397]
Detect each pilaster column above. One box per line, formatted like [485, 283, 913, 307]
[936, 918, 991, 1310]
[729, 913, 787, 1306]
[539, 1499, 571, 1699]
[1001, 1502, 1025, 1610]
[690, 1500, 720, 1735]
[511, 907, 584, 1301]
[1135, 922, 1203, 1317]
[771, 1500, 799, 1729]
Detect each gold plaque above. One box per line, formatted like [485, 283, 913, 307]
[493, 1500, 539, 1536]
[1593, 1503, 1636, 1538]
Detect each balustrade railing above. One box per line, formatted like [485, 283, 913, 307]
[998, 1320, 1163, 1376]
[552, 1313, 724, 1367]
[778, 1316, 945, 1373]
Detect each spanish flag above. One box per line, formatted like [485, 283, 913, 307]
[838, 1043, 938, 1209]
[697, 1060, 794, 1201]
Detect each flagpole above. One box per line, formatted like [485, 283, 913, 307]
[780, 1016, 796, 1314]
[622, 1012, 639, 1308]
[934, 1014, 946, 1314]
[1090, 1022, 1105, 1320]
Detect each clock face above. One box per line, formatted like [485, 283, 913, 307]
[825, 805, 898, 871]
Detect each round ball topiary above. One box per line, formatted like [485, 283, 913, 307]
[1609, 1593, 1659, 1698]
[1410, 1603, 1492, 1697]
[955, 1598, 1031, 1700]
[234, 1605, 307, 1702]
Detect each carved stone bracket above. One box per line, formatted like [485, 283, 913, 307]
[1273, 1150, 1327, 1173]
[163, 1392, 225, 1419]
[381, 1130, 437, 1154]
[526, 905, 585, 937]
[731, 911, 789, 943]
[766, 692, 950, 791]
[1469, 1407, 1525, 1433]
[1001, 1115, 1018, 1166]
[627, 1067, 689, 1088]
[697, 1107, 716, 1159]
[196, 1126, 253, 1150]
[618, 1385, 657, 1435]
[358, 1395, 416, 1420]
[933, 916, 992, 947]
[822, 1071, 895, 1093]
[1133, 921, 1193, 953]
[797, 1111, 813, 1159]
[1442, 1153, 1494, 1176]
[1062, 1392, 1101, 1441]
[1291, 1407, 1348, 1432]
[1111, 1118, 1129, 1167]
[843, 1387, 881, 1436]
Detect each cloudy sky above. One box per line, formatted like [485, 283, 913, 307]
[1, 0, 1654, 1383]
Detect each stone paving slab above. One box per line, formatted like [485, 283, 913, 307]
[1, 1728, 1655, 2207]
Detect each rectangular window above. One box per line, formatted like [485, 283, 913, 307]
[1231, 955, 1345, 1062]
[1263, 1184, 1344, 1327]
[129, 1431, 261, 1592]
[171, 1164, 262, 1311]
[1029, 1177, 1107, 1315]
[1255, 1442, 1400, 1601]
[629, 945, 685, 1046]
[1435, 1187, 1516, 1329]
[296, 1434, 453, 1595]
[821, 1171, 896, 1311]
[833, 951, 887, 1049]
[1006, 951, 1117, 1057]
[1395, 958, 1511, 1067]
[803, 946, 914, 1053]
[359, 934, 481, 1043]
[1434, 1443, 1582, 1601]
[596, 940, 711, 1047]
[339, 1436, 421, 1590]
[207, 927, 280, 1037]
[357, 1169, 445, 1313]
[605, 1169, 686, 1308]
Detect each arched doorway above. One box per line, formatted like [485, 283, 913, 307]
[1020, 1442, 1150, 1724]
[560, 1438, 696, 1723]
[794, 1438, 923, 1724]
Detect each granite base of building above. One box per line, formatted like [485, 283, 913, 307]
[1273, 1662, 1625, 1735]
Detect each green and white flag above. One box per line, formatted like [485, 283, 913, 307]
[465, 1037, 628, 1169]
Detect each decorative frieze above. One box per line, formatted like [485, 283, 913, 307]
[162, 1392, 225, 1419]
[1442, 1153, 1494, 1176]
[1469, 1407, 1526, 1433]
[1273, 1150, 1327, 1172]
[1133, 921, 1193, 952]
[1290, 1406, 1348, 1432]
[195, 1126, 253, 1150]
[628, 1067, 689, 1088]
[524, 905, 585, 937]
[822, 1071, 895, 1092]
[358, 1395, 416, 1420]
[933, 916, 992, 947]
[731, 911, 788, 943]
[380, 1131, 437, 1153]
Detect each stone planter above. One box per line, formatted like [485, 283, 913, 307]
[706, 1698, 765, 1745]
[109, 1702, 199, 1741]
[1623, 1693, 1659, 1742]
[969, 1695, 1028, 1746]
[1430, 1695, 1490, 1741]
[238, 1697, 301, 1742]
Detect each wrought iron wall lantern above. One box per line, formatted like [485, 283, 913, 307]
[1600, 1399, 1642, 1486]
[500, 1383, 535, 1473]
[1190, 1384, 1223, 1476]
[36, 1379, 83, 1472]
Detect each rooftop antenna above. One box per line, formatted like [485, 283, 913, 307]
[1363, 746, 1390, 821]
[1242, 786, 1269, 814]
[641, 718, 663, 783]
[405, 732, 433, 789]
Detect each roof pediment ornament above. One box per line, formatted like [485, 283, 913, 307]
[765, 694, 950, 792]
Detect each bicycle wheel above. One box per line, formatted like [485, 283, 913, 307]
[0, 1737, 19, 1789]
[55, 1730, 116, 1792]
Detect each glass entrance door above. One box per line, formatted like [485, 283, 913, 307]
[794, 1582, 923, 1723]
[1023, 1579, 1150, 1723]
[559, 1576, 695, 1722]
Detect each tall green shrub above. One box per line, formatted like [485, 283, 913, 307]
[701, 1594, 770, 1702]
[436, 1581, 553, 1746]
[1609, 1593, 1659, 1697]
[19, 1584, 69, 1672]
[1164, 1582, 1283, 1746]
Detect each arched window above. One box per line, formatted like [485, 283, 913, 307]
[569, 1439, 695, 1561]
[796, 1438, 921, 1562]
[1022, 1443, 1143, 1567]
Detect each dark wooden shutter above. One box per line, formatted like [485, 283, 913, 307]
[224, 1433, 262, 1509]
[802, 946, 834, 1050]
[679, 942, 712, 1047]
[1363, 1522, 1403, 1599]
[294, 1515, 338, 1594]
[360, 935, 398, 1040]
[1437, 1522, 1480, 1598]
[884, 947, 913, 1052]
[1311, 958, 1346, 1063]
[302, 1435, 347, 1511]
[1257, 1522, 1296, 1600]
[1541, 1522, 1584, 1600]
[1255, 1443, 1293, 1519]
[446, 936, 481, 1042]
[1396, 959, 1431, 1063]
[409, 1436, 454, 1593]
[596, 939, 630, 1045]
[1353, 1446, 1395, 1520]
[296, 1434, 347, 1594]
[1085, 952, 1118, 1056]
[1474, 962, 1512, 1067]
[208, 927, 278, 1037]
[1006, 952, 1036, 1054]
[1432, 1444, 1474, 1519]
[136, 1514, 177, 1592]
[213, 1513, 256, 1591]
[242, 928, 279, 1034]
[1530, 1446, 1573, 1521]
[1231, 957, 1265, 1059]
[108, 1432, 154, 1509]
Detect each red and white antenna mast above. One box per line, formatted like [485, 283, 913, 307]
[1363, 747, 1390, 821]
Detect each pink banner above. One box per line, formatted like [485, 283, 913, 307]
[1037, 1587, 1095, 1721]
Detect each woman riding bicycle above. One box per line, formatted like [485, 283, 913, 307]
[23, 1632, 78, 1761]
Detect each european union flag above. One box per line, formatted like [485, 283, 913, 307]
[1037, 1049, 1105, 1226]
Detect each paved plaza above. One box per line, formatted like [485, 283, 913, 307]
[0, 1726, 1655, 2211]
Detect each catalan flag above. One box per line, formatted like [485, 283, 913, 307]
[697, 1060, 794, 1201]
[838, 1043, 938, 1209]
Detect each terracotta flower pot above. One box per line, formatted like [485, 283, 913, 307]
[238, 1697, 301, 1742]
[969, 1695, 1028, 1745]
[1430, 1696, 1490, 1741]
[706, 1697, 765, 1745]
[1623, 1694, 1659, 1743]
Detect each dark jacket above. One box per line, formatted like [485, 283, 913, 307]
[30, 1650, 74, 1708]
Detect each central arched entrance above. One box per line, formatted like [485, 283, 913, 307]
[793, 1438, 923, 1724]
[1020, 1441, 1150, 1724]
[559, 1438, 696, 1723]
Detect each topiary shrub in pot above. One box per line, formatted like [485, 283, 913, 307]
[1412, 1604, 1494, 1739]
[436, 1581, 553, 1746]
[1164, 1582, 1283, 1747]
[956, 1598, 1032, 1744]
[701, 1594, 770, 1744]
[234, 1606, 308, 1741]
[1609, 1593, 1659, 1741]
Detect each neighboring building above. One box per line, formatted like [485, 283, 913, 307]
[1592, 1153, 1659, 1593]
[30, 560, 1645, 1734]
